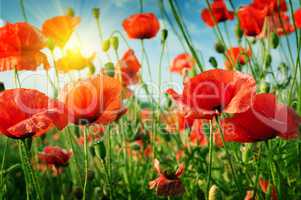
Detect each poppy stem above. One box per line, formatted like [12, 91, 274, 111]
[19, 0, 28, 22]
[13, 67, 22, 88]
[206, 120, 213, 198]
[140, 40, 153, 81]
[0, 138, 8, 194]
[82, 127, 89, 200]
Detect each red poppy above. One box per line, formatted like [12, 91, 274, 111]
[77, 124, 105, 145]
[166, 69, 256, 119]
[259, 177, 278, 200]
[294, 9, 301, 29]
[0, 89, 68, 138]
[61, 74, 127, 125]
[215, 94, 301, 146]
[149, 159, 185, 197]
[225, 47, 252, 70]
[122, 13, 160, 39]
[0, 22, 49, 71]
[201, 0, 234, 27]
[38, 146, 72, 167]
[42, 15, 80, 48]
[118, 49, 141, 85]
[238, 5, 267, 36]
[170, 53, 195, 75]
[244, 190, 254, 200]
[252, 0, 287, 15]
[190, 120, 208, 147]
[263, 12, 294, 36]
[161, 110, 186, 133]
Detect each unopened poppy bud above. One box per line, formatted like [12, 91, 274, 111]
[161, 29, 168, 44]
[259, 81, 270, 93]
[208, 185, 222, 200]
[66, 7, 75, 17]
[94, 140, 106, 160]
[270, 32, 279, 49]
[110, 36, 119, 50]
[102, 39, 111, 52]
[209, 57, 218, 68]
[235, 24, 243, 40]
[264, 54, 272, 68]
[73, 186, 83, 199]
[92, 7, 100, 19]
[104, 62, 115, 77]
[0, 82, 5, 92]
[214, 41, 225, 54]
[46, 38, 55, 51]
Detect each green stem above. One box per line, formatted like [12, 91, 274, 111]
[206, 120, 213, 197]
[82, 127, 89, 200]
[19, 0, 28, 22]
[140, 40, 152, 81]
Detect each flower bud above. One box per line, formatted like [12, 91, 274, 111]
[110, 36, 119, 50]
[209, 57, 218, 68]
[264, 54, 272, 68]
[94, 140, 106, 160]
[259, 81, 270, 93]
[270, 32, 279, 49]
[88, 65, 96, 76]
[214, 41, 225, 54]
[92, 8, 100, 19]
[104, 62, 115, 77]
[208, 185, 222, 200]
[102, 39, 111, 52]
[66, 8, 75, 17]
[0, 82, 5, 92]
[161, 29, 168, 44]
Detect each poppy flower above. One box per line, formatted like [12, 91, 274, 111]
[42, 15, 80, 48]
[215, 93, 301, 146]
[169, 53, 195, 75]
[201, 0, 234, 27]
[263, 12, 294, 36]
[61, 74, 127, 125]
[166, 69, 256, 119]
[294, 9, 301, 29]
[0, 89, 68, 139]
[122, 13, 160, 39]
[118, 49, 141, 85]
[38, 146, 72, 167]
[189, 120, 208, 147]
[56, 48, 95, 73]
[244, 190, 254, 200]
[259, 177, 278, 200]
[224, 47, 252, 70]
[238, 5, 267, 36]
[149, 159, 185, 197]
[0, 22, 49, 71]
[161, 110, 186, 133]
[252, 0, 287, 15]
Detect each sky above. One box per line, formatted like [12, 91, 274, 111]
[0, 0, 299, 99]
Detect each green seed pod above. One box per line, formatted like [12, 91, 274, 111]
[214, 41, 225, 54]
[102, 39, 111, 52]
[161, 29, 168, 44]
[66, 7, 75, 17]
[110, 36, 119, 50]
[235, 24, 243, 40]
[104, 62, 115, 77]
[92, 7, 100, 19]
[46, 38, 55, 51]
[270, 32, 279, 49]
[208, 185, 222, 200]
[264, 54, 272, 68]
[0, 82, 5, 92]
[94, 140, 106, 160]
[259, 81, 270, 93]
[209, 57, 218, 68]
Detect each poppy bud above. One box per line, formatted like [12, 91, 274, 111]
[208, 185, 222, 200]
[88, 65, 96, 76]
[104, 62, 115, 77]
[235, 24, 243, 40]
[164, 93, 172, 108]
[209, 57, 218, 68]
[264, 54, 272, 68]
[110, 36, 119, 50]
[270, 32, 279, 49]
[102, 39, 111, 52]
[92, 8, 100, 19]
[0, 82, 5, 92]
[46, 38, 55, 51]
[94, 140, 106, 160]
[66, 8, 75, 17]
[73, 186, 83, 199]
[214, 41, 225, 54]
[259, 81, 270, 93]
[161, 29, 168, 44]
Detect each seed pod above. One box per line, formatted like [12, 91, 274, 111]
[161, 29, 168, 44]
[208, 185, 222, 200]
[94, 140, 106, 160]
[214, 41, 225, 54]
[92, 8, 100, 19]
[259, 81, 270, 93]
[66, 7, 75, 17]
[102, 39, 111, 52]
[104, 62, 115, 77]
[110, 36, 119, 50]
[209, 57, 218, 68]
[270, 32, 279, 49]
[0, 82, 5, 92]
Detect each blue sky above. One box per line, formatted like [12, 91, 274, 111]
[0, 0, 298, 99]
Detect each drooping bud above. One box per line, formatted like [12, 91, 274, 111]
[104, 62, 115, 77]
[208, 185, 222, 200]
[92, 8, 100, 19]
[270, 32, 279, 49]
[209, 57, 218, 68]
[66, 7, 75, 17]
[214, 41, 225, 54]
[102, 39, 111, 52]
[94, 140, 106, 160]
[0, 82, 5, 92]
[110, 36, 119, 50]
[161, 29, 168, 44]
